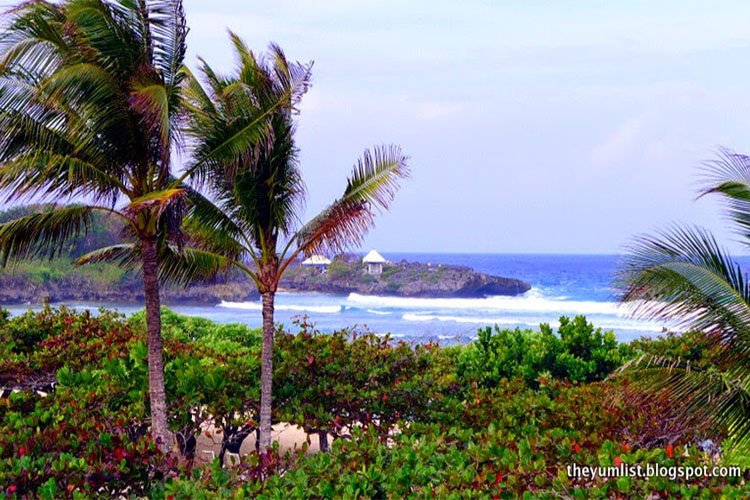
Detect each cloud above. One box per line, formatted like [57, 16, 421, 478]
[414, 101, 464, 120]
[589, 116, 644, 167]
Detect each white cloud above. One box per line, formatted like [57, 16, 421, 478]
[590, 117, 644, 167]
[414, 101, 464, 120]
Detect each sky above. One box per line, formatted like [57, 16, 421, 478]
[5, 0, 750, 254]
[181, 0, 750, 254]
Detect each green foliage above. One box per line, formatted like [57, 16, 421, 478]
[163, 388, 743, 497]
[630, 329, 720, 370]
[274, 323, 435, 440]
[128, 307, 261, 349]
[0, 308, 743, 496]
[457, 315, 635, 387]
[0, 306, 264, 494]
[326, 259, 358, 280]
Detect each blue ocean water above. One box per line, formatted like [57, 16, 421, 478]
[4, 253, 674, 344]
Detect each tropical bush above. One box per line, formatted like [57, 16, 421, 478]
[0, 307, 746, 496]
[274, 323, 436, 449]
[456, 315, 635, 387]
[163, 425, 745, 498]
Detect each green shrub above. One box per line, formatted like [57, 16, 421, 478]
[0, 308, 739, 497]
[629, 329, 720, 369]
[457, 315, 635, 387]
[128, 307, 261, 348]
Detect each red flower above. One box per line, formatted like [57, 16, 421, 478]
[8, 485, 16, 493]
[17, 446, 26, 457]
[622, 443, 630, 453]
[114, 447, 124, 461]
[307, 356, 315, 365]
[573, 443, 581, 453]
[493, 472, 503, 485]
[666, 444, 674, 458]
[614, 456, 622, 466]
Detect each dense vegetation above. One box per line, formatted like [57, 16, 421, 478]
[618, 150, 750, 457]
[1, 307, 745, 497]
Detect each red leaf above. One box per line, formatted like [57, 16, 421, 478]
[493, 472, 503, 485]
[573, 443, 581, 453]
[614, 456, 622, 466]
[666, 444, 673, 458]
[307, 356, 315, 365]
[17, 446, 26, 457]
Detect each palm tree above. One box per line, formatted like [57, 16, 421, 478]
[178, 34, 410, 451]
[0, 1, 295, 452]
[618, 147, 750, 454]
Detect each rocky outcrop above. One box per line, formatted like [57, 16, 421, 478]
[0, 256, 529, 305]
[280, 258, 530, 297]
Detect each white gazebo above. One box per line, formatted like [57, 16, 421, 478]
[301, 254, 331, 269]
[362, 249, 386, 276]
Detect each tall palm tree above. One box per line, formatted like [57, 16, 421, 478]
[618, 148, 750, 454]
[178, 34, 410, 451]
[0, 1, 294, 452]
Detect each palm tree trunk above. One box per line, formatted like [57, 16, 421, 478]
[141, 237, 172, 453]
[258, 291, 275, 451]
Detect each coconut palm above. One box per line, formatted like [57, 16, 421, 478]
[0, 1, 294, 452]
[178, 34, 410, 451]
[618, 148, 750, 454]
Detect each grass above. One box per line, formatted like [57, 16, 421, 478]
[3, 258, 129, 285]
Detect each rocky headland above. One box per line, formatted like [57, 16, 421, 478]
[0, 255, 530, 305]
[279, 255, 530, 298]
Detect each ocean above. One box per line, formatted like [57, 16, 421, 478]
[3, 253, 680, 344]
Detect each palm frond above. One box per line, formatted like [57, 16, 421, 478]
[618, 225, 750, 383]
[126, 188, 186, 217]
[158, 245, 238, 286]
[74, 242, 139, 269]
[294, 145, 409, 256]
[182, 186, 250, 260]
[700, 147, 750, 244]
[0, 1, 70, 78]
[616, 354, 750, 453]
[129, 81, 170, 152]
[179, 35, 313, 188]
[618, 224, 750, 338]
[143, 0, 187, 88]
[0, 204, 95, 265]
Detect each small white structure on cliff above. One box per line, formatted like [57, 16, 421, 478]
[363, 249, 386, 276]
[301, 254, 331, 269]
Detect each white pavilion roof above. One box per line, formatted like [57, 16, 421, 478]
[301, 255, 331, 266]
[362, 249, 386, 264]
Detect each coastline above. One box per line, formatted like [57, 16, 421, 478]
[2, 287, 666, 344]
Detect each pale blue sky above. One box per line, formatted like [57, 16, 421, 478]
[181, 0, 750, 253]
[7, 1, 750, 254]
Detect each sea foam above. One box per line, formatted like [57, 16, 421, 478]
[346, 290, 620, 316]
[218, 301, 341, 314]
